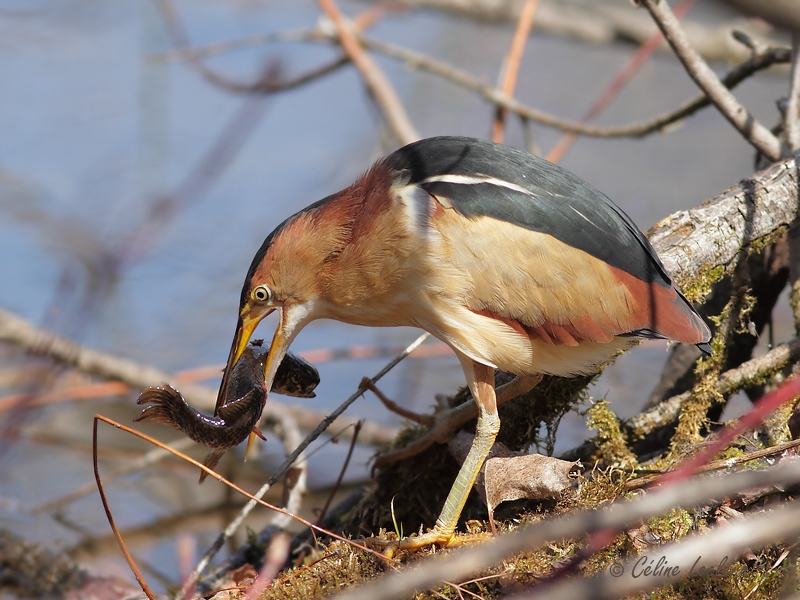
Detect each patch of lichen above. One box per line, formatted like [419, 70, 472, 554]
[764, 398, 795, 445]
[663, 287, 756, 464]
[747, 226, 788, 258]
[574, 466, 632, 508]
[646, 508, 696, 543]
[586, 398, 638, 470]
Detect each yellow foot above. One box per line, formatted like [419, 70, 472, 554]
[362, 528, 492, 559]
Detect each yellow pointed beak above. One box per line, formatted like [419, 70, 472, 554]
[216, 309, 270, 413]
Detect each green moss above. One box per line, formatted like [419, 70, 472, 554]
[679, 264, 726, 304]
[747, 226, 788, 257]
[259, 541, 386, 599]
[586, 399, 638, 470]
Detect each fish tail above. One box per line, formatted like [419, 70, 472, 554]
[134, 385, 185, 430]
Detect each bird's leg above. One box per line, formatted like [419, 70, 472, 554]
[367, 361, 499, 556]
[373, 373, 542, 469]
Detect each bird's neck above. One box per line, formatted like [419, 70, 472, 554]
[311, 169, 425, 326]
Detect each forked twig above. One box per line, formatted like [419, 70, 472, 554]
[639, 0, 781, 161]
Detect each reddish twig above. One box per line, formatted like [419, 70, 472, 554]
[492, 0, 538, 143]
[317, 0, 418, 145]
[93, 416, 156, 599]
[92, 414, 389, 565]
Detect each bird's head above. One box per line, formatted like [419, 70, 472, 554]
[216, 198, 348, 409]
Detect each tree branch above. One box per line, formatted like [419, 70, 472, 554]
[331, 460, 800, 600]
[639, 0, 782, 162]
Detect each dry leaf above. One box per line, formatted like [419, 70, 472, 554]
[448, 431, 581, 531]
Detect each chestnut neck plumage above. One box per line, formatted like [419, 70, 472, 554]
[249, 161, 428, 328]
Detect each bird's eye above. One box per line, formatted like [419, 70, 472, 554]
[252, 285, 272, 303]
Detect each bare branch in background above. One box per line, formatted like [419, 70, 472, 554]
[640, 0, 782, 162]
[363, 32, 791, 140]
[0, 308, 398, 448]
[154, 18, 791, 141]
[379, 0, 781, 63]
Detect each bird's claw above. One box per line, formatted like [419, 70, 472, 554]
[360, 528, 457, 559]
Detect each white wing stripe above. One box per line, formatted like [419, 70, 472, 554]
[420, 174, 536, 198]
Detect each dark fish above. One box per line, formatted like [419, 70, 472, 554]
[134, 340, 319, 482]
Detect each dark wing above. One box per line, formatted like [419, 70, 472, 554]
[384, 136, 672, 290]
[385, 136, 711, 349]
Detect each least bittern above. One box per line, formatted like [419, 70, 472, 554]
[217, 136, 711, 552]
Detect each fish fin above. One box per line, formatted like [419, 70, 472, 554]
[217, 390, 258, 423]
[198, 449, 226, 484]
[252, 426, 267, 441]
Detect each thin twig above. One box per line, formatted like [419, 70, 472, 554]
[492, 0, 538, 143]
[626, 437, 800, 491]
[93, 417, 156, 600]
[92, 414, 387, 559]
[316, 420, 362, 526]
[360, 378, 434, 426]
[639, 0, 781, 162]
[181, 332, 430, 596]
[785, 32, 800, 151]
[358, 33, 789, 139]
[154, 21, 790, 140]
[317, 0, 418, 145]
